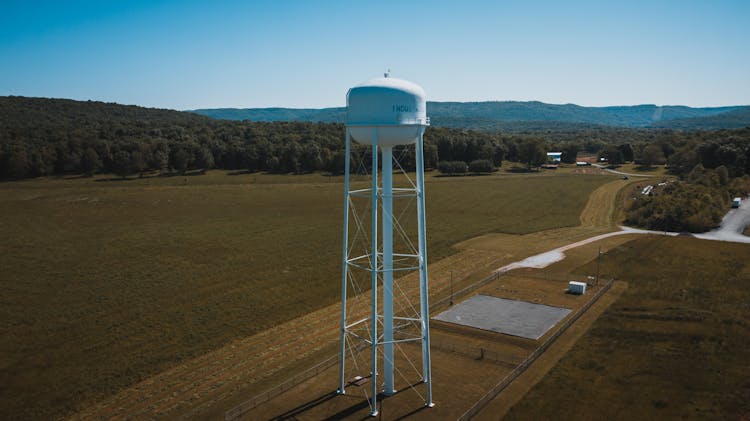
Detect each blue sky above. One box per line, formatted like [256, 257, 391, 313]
[1, 0, 748, 109]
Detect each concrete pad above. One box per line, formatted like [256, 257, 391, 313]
[433, 295, 572, 340]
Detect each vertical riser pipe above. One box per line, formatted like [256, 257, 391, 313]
[369, 129, 379, 416]
[382, 146, 394, 396]
[338, 130, 351, 394]
[415, 129, 433, 407]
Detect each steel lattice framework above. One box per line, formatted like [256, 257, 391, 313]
[337, 126, 433, 416]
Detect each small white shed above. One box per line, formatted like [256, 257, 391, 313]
[568, 281, 587, 295]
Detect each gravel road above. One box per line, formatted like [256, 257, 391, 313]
[494, 200, 750, 273]
[591, 163, 653, 177]
[694, 196, 750, 243]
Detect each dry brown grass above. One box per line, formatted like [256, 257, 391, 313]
[236, 269, 619, 420]
[216, 178, 647, 420]
[474, 281, 629, 420]
[615, 163, 669, 176]
[504, 236, 750, 420]
[0, 170, 612, 419]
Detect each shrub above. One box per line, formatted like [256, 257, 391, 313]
[468, 159, 495, 173]
[438, 160, 468, 174]
[625, 181, 726, 232]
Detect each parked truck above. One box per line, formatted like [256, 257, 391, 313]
[732, 197, 742, 208]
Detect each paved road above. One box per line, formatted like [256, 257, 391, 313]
[694, 196, 750, 243]
[495, 201, 750, 273]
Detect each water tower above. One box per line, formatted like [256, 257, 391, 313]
[338, 73, 433, 416]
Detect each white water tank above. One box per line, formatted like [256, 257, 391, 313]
[346, 73, 428, 146]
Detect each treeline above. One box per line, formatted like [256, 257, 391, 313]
[2, 97, 750, 184]
[0, 97, 344, 178]
[621, 127, 750, 232]
[590, 128, 750, 175]
[0, 97, 544, 179]
[625, 166, 750, 232]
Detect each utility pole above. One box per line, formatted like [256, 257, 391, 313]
[450, 271, 454, 306]
[595, 246, 602, 286]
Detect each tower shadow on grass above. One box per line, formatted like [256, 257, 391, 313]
[270, 391, 338, 420]
[308, 380, 428, 421]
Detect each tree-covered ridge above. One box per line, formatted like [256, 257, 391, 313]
[428, 102, 741, 127]
[2, 96, 211, 127]
[0, 96, 513, 179]
[650, 106, 750, 130]
[190, 101, 749, 130]
[193, 106, 346, 123]
[3, 96, 750, 190]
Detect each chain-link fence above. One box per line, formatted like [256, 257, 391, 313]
[226, 270, 612, 420]
[457, 279, 615, 420]
[225, 354, 339, 420]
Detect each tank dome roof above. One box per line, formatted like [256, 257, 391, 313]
[346, 75, 428, 147]
[351, 76, 427, 98]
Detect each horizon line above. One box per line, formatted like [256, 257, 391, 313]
[2, 94, 748, 112]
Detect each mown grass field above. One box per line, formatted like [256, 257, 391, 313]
[0, 170, 611, 419]
[505, 235, 750, 419]
[614, 163, 668, 176]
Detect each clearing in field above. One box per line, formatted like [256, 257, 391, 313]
[433, 295, 572, 340]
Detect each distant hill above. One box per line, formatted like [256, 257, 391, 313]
[194, 107, 345, 123]
[428, 102, 740, 127]
[425, 116, 614, 132]
[1, 96, 211, 128]
[3, 96, 750, 182]
[649, 106, 750, 130]
[190, 101, 749, 130]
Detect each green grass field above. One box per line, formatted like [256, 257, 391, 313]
[614, 163, 668, 176]
[0, 170, 611, 419]
[505, 236, 750, 419]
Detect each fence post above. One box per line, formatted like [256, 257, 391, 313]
[225, 353, 341, 420]
[456, 279, 614, 420]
